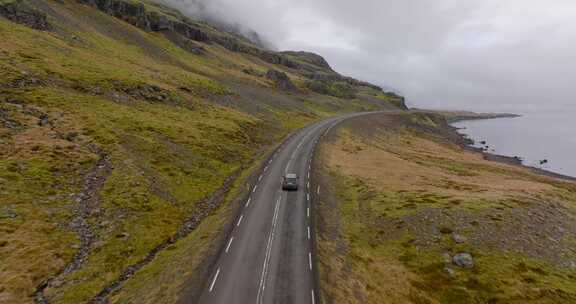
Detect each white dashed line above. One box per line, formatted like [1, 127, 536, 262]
[307, 193, 310, 201]
[257, 196, 282, 304]
[284, 160, 292, 174]
[264, 165, 269, 171]
[317, 186, 320, 195]
[307, 172, 310, 179]
[253, 185, 258, 193]
[245, 198, 251, 208]
[311, 289, 316, 304]
[307, 181, 310, 189]
[225, 237, 234, 253]
[307, 207, 310, 218]
[237, 215, 244, 227]
[307, 226, 310, 240]
[308, 252, 312, 270]
[258, 175, 263, 182]
[209, 268, 220, 292]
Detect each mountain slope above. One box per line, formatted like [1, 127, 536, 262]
[0, 0, 406, 303]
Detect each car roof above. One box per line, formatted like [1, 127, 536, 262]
[285, 173, 298, 178]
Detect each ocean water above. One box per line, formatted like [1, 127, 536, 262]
[452, 112, 576, 178]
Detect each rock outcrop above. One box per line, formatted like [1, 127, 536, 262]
[71, 0, 395, 100]
[0, 1, 51, 30]
[281, 51, 334, 72]
[266, 69, 297, 91]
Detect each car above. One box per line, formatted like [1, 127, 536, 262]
[282, 173, 299, 191]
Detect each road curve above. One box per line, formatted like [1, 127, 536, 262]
[196, 112, 377, 304]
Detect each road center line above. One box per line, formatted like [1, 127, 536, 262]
[209, 268, 220, 293]
[307, 226, 310, 240]
[257, 196, 282, 303]
[284, 122, 328, 174]
[284, 160, 292, 174]
[311, 289, 316, 304]
[307, 207, 310, 218]
[225, 237, 234, 253]
[307, 193, 310, 201]
[237, 215, 244, 227]
[308, 252, 312, 270]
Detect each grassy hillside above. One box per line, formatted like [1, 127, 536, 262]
[315, 113, 576, 304]
[0, 0, 405, 303]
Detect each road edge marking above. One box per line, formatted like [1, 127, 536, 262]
[225, 237, 234, 253]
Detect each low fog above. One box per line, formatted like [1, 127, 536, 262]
[161, 0, 576, 113]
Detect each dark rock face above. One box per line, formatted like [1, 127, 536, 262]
[113, 83, 178, 104]
[281, 51, 334, 71]
[266, 69, 297, 91]
[171, 21, 210, 42]
[305, 72, 382, 92]
[148, 12, 171, 31]
[79, 0, 210, 42]
[259, 51, 299, 69]
[79, 0, 151, 30]
[72, 0, 395, 99]
[0, 1, 51, 30]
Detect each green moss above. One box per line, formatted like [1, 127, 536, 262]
[374, 92, 406, 109]
[306, 80, 357, 99]
[109, 138, 281, 303]
[0, 0, 403, 300]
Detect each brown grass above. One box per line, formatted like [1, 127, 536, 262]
[316, 112, 576, 304]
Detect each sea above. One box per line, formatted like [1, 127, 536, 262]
[452, 111, 576, 178]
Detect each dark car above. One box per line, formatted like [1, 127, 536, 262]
[282, 173, 299, 191]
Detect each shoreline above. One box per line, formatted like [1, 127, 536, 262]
[443, 114, 576, 182]
[411, 108, 521, 123]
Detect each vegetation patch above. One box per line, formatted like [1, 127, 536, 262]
[317, 112, 576, 303]
[0, 0, 408, 301]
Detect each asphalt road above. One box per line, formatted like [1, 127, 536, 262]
[197, 112, 374, 304]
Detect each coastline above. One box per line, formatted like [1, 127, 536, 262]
[411, 108, 521, 123]
[317, 110, 576, 303]
[443, 113, 576, 182]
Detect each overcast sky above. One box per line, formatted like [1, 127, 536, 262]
[166, 0, 576, 112]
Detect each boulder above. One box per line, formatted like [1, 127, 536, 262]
[443, 267, 456, 276]
[452, 253, 474, 269]
[452, 233, 467, 244]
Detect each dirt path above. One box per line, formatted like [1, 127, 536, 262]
[29, 108, 113, 304]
